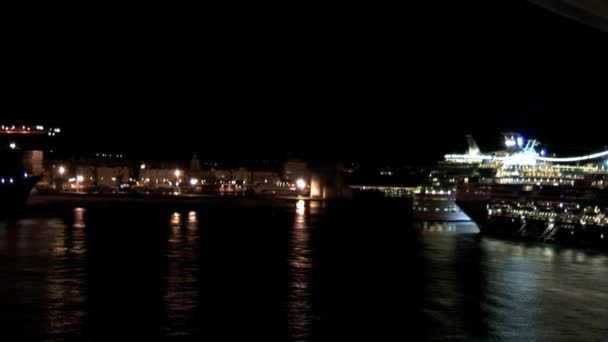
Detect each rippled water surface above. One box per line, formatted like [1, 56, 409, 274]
[1, 200, 608, 341]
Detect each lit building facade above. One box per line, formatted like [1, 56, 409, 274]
[139, 168, 182, 188]
[283, 159, 309, 182]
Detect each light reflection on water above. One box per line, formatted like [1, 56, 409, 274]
[415, 221, 608, 341]
[288, 200, 321, 341]
[4, 206, 608, 340]
[0, 216, 88, 339]
[47, 217, 87, 337]
[73, 208, 86, 228]
[288, 200, 312, 341]
[164, 210, 199, 337]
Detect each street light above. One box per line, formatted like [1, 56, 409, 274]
[54, 166, 66, 191]
[9, 142, 16, 150]
[140, 163, 146, 170]
[173, 170, 182, 190]
[76, 175, 84, 191]
[296, 178, 306, 190]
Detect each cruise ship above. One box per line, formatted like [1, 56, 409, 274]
[452, 133, 608, 247]
[412, 135, 482, 221]
[412, 168, 471, 221]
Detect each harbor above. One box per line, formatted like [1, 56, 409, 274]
[1, 1, 606, 339]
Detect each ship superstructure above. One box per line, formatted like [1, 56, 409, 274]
[452, 133, 608, 247]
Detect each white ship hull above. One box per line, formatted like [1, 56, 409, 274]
[413, 209, 471, 222]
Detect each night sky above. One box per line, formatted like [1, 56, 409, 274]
[2, 0, 607, 164]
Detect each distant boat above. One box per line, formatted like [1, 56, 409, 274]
[0, 125, 60, 218]
[0, 171, 41, 219]
[0, 150, 42, 218]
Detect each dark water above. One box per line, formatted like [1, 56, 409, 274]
[2, 199, 608, 341]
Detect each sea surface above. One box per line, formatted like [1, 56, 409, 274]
[1, 197, 608, 341]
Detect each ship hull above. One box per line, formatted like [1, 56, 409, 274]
[455, 199, 489, 228]
[413, 191, 470, 222]
[456, 195, 608, 249]
[483, 215, 608, 248]
[413, 210, 471, 222]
